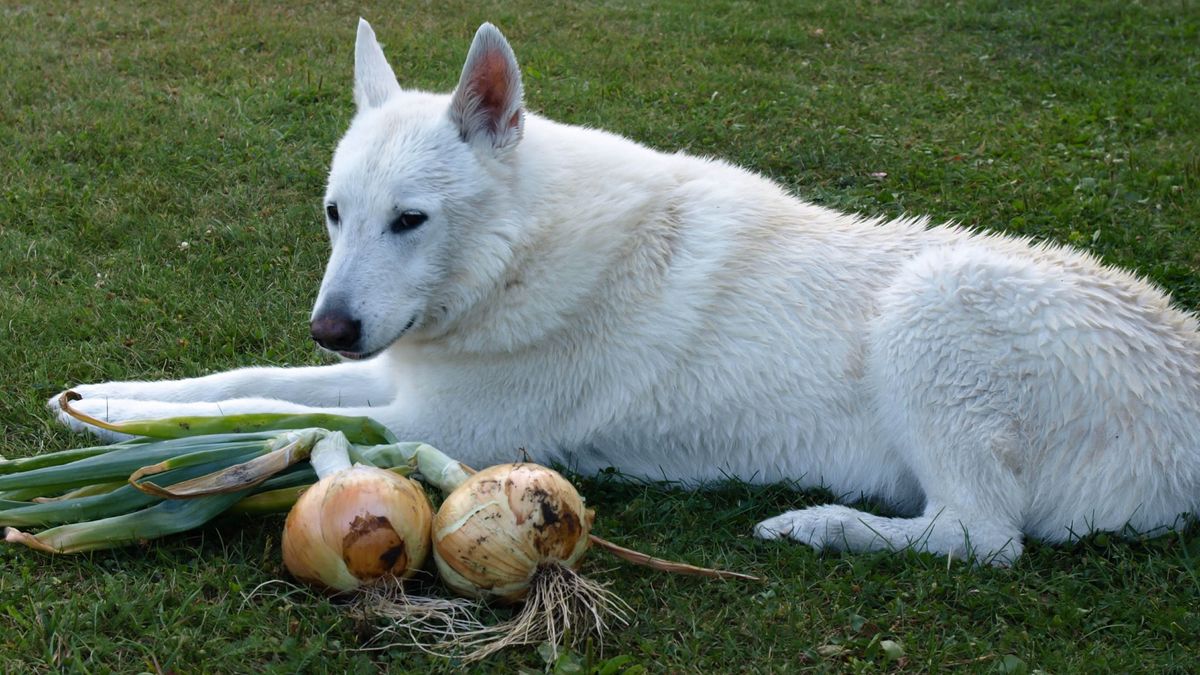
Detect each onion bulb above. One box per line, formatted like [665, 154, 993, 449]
[432, 463, 593, 601]
[282, 465, 433, 593]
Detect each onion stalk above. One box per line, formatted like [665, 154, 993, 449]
[55, 390, 396, 444]
[2, 396, 382, 554]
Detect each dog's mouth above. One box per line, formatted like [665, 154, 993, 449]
[337, 314, 419, 361]
[336, 348, 380, 361]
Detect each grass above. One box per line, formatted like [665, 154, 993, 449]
[2, 0, 1199, 671]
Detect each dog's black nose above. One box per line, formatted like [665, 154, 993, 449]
[310, 312, 362, 352]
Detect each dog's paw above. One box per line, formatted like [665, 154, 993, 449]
[48, 395, 191, 443]
[47, 382, 154, 413]
[47, 388, 90, 430]
[47, 388, 77, 415]
[48, 384, 113, 418]
[757, 505, 1024, 564]
[754, 505, 864, 551]
[51, 396, 130, 442]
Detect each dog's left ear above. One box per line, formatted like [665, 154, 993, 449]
[449, 23, 524, 152]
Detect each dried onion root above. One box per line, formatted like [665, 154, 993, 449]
[349, 580, 490, 657]
[437, 562, 631, 662]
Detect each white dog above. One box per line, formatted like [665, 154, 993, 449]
[52, 20, 1200, 565]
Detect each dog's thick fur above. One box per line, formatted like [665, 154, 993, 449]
[53, 21, 1200, 564]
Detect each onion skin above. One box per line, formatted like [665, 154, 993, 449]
[282, 466, 432, 593]
[432, 463, 593, 602]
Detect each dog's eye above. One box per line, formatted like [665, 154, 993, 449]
[390, 210, 428, 233]
[325, 203, 340, 224]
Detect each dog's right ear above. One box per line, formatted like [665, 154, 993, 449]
[354, 18, 401, 109]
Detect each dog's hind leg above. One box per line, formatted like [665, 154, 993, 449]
[754, 408, 1027, 564]
[758, 244, 1053, 565]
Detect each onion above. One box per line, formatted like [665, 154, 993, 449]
[427, 462, 628, 661]
[431, 463, 593, 601]
[282, 465, 433, 593]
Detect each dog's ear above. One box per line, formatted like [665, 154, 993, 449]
[354, 18, 402, 109]
[449, 23, 524, 152]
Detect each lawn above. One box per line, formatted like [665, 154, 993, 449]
[2, 0, 1199, 671]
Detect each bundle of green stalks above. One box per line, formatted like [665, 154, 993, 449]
[0, 393, 427, 553]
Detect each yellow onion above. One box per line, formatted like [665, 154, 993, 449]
[432, 463, 593, 602]
[282, 465, 433, 593]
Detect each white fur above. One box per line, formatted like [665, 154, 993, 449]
[51, 21, 1200, 565]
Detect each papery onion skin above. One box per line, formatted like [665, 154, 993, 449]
[432, 463, 592, 602]
[282, 465, 433, 593]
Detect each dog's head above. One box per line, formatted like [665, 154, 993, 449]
[311, 19, 524, 359]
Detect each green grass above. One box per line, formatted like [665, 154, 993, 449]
[2, 0, 1199, 671]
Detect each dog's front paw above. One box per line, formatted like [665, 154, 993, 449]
[47, 382, 148, 414]
[48, 387, 110, 441]
[49, 395, 160, 443]
[47, 388, 79, 416]
[47, 384, 116, 421]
